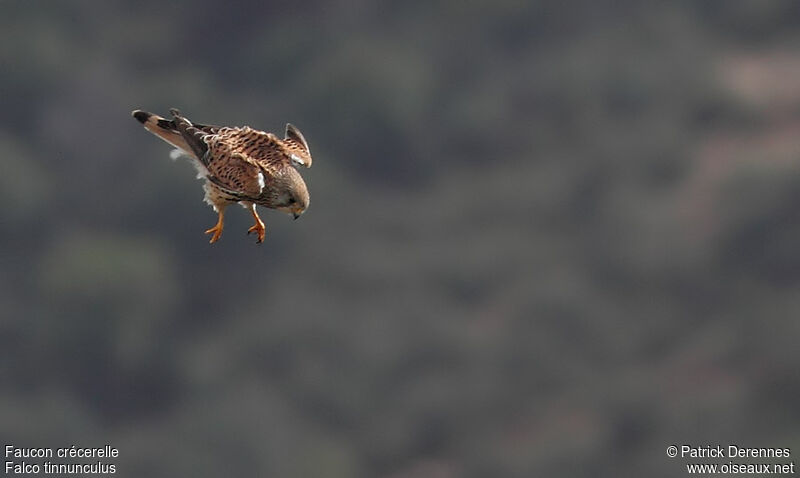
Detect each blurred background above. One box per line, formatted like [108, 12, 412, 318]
[2, 1, 800, 476]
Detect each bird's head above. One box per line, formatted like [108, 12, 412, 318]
[275, 166, 310, 220]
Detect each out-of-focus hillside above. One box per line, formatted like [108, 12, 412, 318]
[2, 1, 800, 477]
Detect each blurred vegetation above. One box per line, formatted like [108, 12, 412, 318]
[2, 1, 800, 476]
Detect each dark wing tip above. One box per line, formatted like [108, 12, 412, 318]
[156, 118, 175, 130]
[132, 110, 151, 123]
[285, 123, 310, 151]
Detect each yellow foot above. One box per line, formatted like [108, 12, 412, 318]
[247, 221, 266, 243]
[205, 224, 223, 243]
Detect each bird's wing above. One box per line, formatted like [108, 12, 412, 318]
[170, 109, 213, 161]
[283, 123, 313, 168]
[202, 129, 271, 199]
[215, 126, 289, 168]
[162, 111, 263, 199]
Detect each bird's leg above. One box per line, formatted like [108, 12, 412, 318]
[246, 203, 266, 243]
[205, 204, 227, 243]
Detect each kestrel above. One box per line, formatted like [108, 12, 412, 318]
[132, 108, 311, 243]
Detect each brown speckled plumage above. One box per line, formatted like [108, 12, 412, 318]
[132, 108, 312, 243]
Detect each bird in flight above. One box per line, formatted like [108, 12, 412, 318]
[132, 109, 312, 243]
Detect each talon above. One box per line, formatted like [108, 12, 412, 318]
[205, 225, 223, 243]
[246, 203, 266, 244]
[247, 222, 266, 243]
[205, 207, 226, 244]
